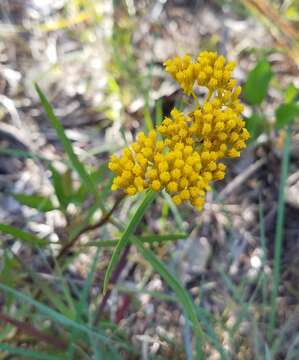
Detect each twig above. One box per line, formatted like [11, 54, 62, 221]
[219, 158, 266, 199]
[57, 193, 125, 259]
[0, 311, 67, 350]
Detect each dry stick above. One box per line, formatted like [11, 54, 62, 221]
[93, 244, 131, 326]
[0, 311, 67, 350]
[219, 158, 266, 199]
[243, 0, 299, 41]
[57, 194, 125, 260]
[242, 0, 299, 65]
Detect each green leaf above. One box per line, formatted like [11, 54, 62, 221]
[275, 103, 299, 129]
[103, 190, 156, 294]
[0, 224, 48, 247]
[245, 113, 267, 142]
[284, 84, 298, 104]
[243, 58, 272, 105]
[83, 233, 187, 247]
[35, 84, 96, 194]
[12, 193, 56, 212]
[131, 236, 204, 359]
[0, 343, 64, 360]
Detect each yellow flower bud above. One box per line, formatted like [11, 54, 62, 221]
[151, 180, 161, 191]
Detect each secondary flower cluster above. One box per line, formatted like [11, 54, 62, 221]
[108, 51, 250, 210]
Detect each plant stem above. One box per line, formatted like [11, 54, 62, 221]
[268, 125, 291, 342]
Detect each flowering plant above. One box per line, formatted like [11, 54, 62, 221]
[109, 51, 250, 210]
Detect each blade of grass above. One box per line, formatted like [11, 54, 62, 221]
[0, 343, 64, 360]
[0, 283, 128, 350]
[49, 164, 70, 210]
[194, 307, 229, 360]
[0, 224, 48, 247]
[131, 236, 204, 360]
[68, 248, 103, 360]
[103, 190, 156, 294]
[35, 84, 96, 194]
[182, 310, 193, 360]
[268, 125, 291, 342]
[10, 249, 75, 319]
[82, 233, 187, 247]
[258, 197, 269, 308]
[0, 147, 50, 162]
[155, 98, 163, 127]
[114, 284, 177, 303]
[12, 193, 57, 212]
[52, 257, 77, 318]
[79, 247, 101, 319]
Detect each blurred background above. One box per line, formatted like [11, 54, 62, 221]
[0, 0, 299, 359]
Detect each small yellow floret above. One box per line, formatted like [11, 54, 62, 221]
[172, 195, 182, 205]
[151, 180, 161, 191]
[167, 181, 178, 193]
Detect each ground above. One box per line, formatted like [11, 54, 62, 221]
[0, 0, 299, 359]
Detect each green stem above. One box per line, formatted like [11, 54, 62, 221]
[268, 125, 291, 342]
[131, 236, 204, 359]
[103, 190, 156, 294]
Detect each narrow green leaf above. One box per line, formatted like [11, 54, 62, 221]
[68, 248, 102, 359]
[83, 233, 187, 247]
[0, 147, 50, 162]
[12, 193, 56, 212]
[103, 190, 156, 294]
[115, 284, 177, 303]
[155, 98, 163, 127]
[35, 84, 96, 194]
[258, 199, 269, 307]
[49, 164, 71, 209]
[268, 125, 291, 341]
[275, 103, 299, 129]
[131, 236, 204, 358]
[243, 58, 272, 105]
[0, 283, 125, 349]
[0, 224, 48, 246]
[195, 311, 229, 360]
[78, 247, 101, 319]
[11, 250, 75, 318]
[144, 107, 153, 132]
[0, 344, 64, 360]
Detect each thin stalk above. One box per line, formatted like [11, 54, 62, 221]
[268, 125, 291, 342]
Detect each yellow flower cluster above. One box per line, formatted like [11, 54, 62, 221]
[164, 51, 237, 98]
[108, 51, 250, 211]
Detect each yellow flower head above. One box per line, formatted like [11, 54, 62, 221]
[108, 51, 250, 211]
